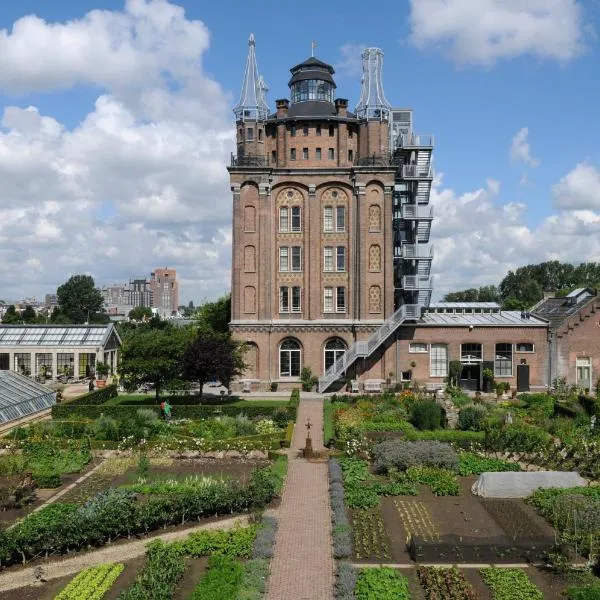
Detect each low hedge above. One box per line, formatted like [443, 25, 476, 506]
[283, 422, 294, 448]
[404, 429, 485, 449]
[52, 403, 296, 421]
[66, 385, 118, 406]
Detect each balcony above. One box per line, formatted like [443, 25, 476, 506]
[395, 244, 433, 259]
[399, 134, 434, 148]
[400, 205, 433, 220]
[402, 164, 434, 179]
[230, 154, 268, 167]
[402, 275, 433, 290]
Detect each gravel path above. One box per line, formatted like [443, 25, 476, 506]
[0, 515, 249, 592]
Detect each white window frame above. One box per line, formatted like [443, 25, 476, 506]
[290, 206, 301, 232]
[516, 343, 535, 353]
[336, 246, 346, 272]
[290, 246, 302, 272]
[336, 206, 346, 232]
[323, 206, 333, 232]
[279, 247, 289, 272]
[576, 357, 592, 389]
[324, 339, 347, 373]
[409, 342, 428, 353]
[324, 247, 334, 272]
[494, 343, 513, 377]
[279, 207, 289, 232]
[324, 287, 334, 313]
[430, 344, 448, 378]
[279, 340, 301, 378]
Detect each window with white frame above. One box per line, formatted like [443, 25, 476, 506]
[280, 286, 301, 313]
[324, 206, 333, 232]
[494, 343, 513, 377]
[461, 343, 482, 362]
[279, 207, 288, 232]
[279, 206, 301, 232]
[324, 247, 334, 271]
[576, 357, 592, 390]
[324, 287, 346, 313]
[279, 247, 289, 271]
[409, 342, 428, 353]
[430, 344, 448, 377]
[324, 338, 347, 372]
[290, 207, 301, 232]
[280, 339, 301, 377]
[516, 342, 535, 353]
[336, 246, 346, 271]
[291, 246, 302, 271]
[336, 206, 346, 231]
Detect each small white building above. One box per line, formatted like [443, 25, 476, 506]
[0, 324, 121, 380]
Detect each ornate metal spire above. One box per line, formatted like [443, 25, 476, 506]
[355, 48, 391, 121]
[233, 33, 269, 122]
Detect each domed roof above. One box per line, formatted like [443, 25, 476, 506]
[290, 56, 335, 74]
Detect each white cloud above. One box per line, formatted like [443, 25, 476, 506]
[0, 1, 235, 303]
[335, 43, 367, 77]
[510, 127, 540, 167]
[408, 0, 586, 66]
[553, 162, 600, 210]
[430, 166, 600, 299]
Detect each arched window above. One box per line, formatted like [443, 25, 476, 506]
[324, 338, 347, 372]
[279, 339, 301, 377]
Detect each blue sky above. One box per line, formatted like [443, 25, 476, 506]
[0, 0, 599, 303]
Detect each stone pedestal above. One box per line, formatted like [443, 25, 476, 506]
[302, 436, 313, 459]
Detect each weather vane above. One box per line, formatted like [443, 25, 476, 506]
[311, 41, 318, 57]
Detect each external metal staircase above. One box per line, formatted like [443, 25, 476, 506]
[317, 303, 422, 392]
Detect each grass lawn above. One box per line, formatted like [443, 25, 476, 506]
[103, 395, 290, 408]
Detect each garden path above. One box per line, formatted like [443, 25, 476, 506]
[265, 398, 334, 600]
[0, 515, 249, 592]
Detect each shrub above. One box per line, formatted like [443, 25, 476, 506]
[32, 472, 61, 488]
[404, 466, 459, 496]
[234, 414, 257, 436]
[484, 424, 551, 453]
[270, 381, 278, 392]
[67, 384, 118, 406]
[458, 405, 488, 431]
[404, 429, 484, 450]
[255, 419, 278, 435]
[458, 452, 521, 476]
[372, 440, 458, 474]
[92, 414, 120, 441]
[521, 393, 556, 420]
[567, 583, 600, 599]
[335, 562, 358, 600]
[410, 401, 443, 430]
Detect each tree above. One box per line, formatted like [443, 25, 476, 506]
[118, 326, 192, 402]
[128, 306, 153, 321]
[443, 285, 500, 303]
[195, 294, 231, 334]
[182, 331, 245, 396]
[50, 306, 72, 324]
[57, 275, 104, 324]
[21, 305, 37, 323]
[1, 305, 20, 324]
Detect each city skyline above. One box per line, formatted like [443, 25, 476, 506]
[0, 0, 599, 303]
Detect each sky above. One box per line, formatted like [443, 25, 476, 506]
[0, 0, 599, 304]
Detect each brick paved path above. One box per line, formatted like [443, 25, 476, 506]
[266, 398, 334, 600]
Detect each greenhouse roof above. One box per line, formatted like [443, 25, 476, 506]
[0, 324, 119, 348]
[0, 370, 56, 424]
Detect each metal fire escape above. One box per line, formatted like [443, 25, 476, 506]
[318, 50, 434, 392]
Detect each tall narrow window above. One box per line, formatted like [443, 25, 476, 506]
[328, 148, 334, 159]
[325, 338, 347, 372]
[258, 129, 263, 141]
[279, 207, 289, 232]
[336, 287, 346, 312]
[280, 339, 301, 377]
[323, 206, 333, 232]
[291, 206, 301, 232]
[279, 247, 289, 272]
[336, 206, 345, 231]
[302, 147, 309, 160]
[290, 148, 296, 160]
[316, 148, 322, 160]
[290, 125, 296, 137]
[303, 125, 309, 136]
[576, 357, 592, 390]
[494, 343, 513, 377]
[280, 287, 289, 312]
[291, 286, 301, 312]
[324, 287, 334, 312]
[324, 247, 333, 272]
[291, 246, 302, 271]
[348, 149, 353, 162]
[336, 247, 346, 271]
[316, 124, 322, 136]
[247, 127, 254, 141]
[329, 125, 335, 137]
[430, 344, 448, 377]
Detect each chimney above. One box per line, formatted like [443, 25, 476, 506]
[335, 98, 348, 117]
[276, 98, 289, 117]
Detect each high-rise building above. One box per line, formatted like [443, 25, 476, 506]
[150, 268, 179, 314]
[228, 37, 434, 391]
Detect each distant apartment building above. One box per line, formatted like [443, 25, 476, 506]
[150, 269, 179, 315]
[44, 294, 58, 308]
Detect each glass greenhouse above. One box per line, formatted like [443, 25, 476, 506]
[0, 370, 56, 424]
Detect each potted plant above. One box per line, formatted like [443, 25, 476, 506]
[95, 362, 110, 388]
[482, 368, 495, 393]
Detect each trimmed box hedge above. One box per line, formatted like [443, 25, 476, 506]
[66, 384, 119, 406]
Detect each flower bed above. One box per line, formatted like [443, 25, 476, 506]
[55, 562, 124, 600]
[480, 567, 543, 600]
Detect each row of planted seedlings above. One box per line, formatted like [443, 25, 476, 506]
[48, 516, 280, 600]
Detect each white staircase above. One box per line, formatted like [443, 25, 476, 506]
[318, 303, 422, 392]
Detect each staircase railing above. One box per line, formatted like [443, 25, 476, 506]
[318, 303, 421, 392]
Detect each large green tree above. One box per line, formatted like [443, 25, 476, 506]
[128, 306, 153, 321]
[1, 305, 20, 324]
[195, 294, 231, 334]
[118, 325, 192, 402]
[57, 275, 104, 324]
[21, 305, 37, 323]
[182, 331, 245, 396]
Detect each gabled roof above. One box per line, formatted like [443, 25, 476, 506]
[0, 370, 56, 424]
[532, 288, 596, 330]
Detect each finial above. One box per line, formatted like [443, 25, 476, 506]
[234, 33, 269, 121]
[311, 40, 318, 57]
[249, 33, 255, 46]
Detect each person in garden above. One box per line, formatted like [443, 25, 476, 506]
[163, 400, 172, 422]
[160, 400, 165, 419]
